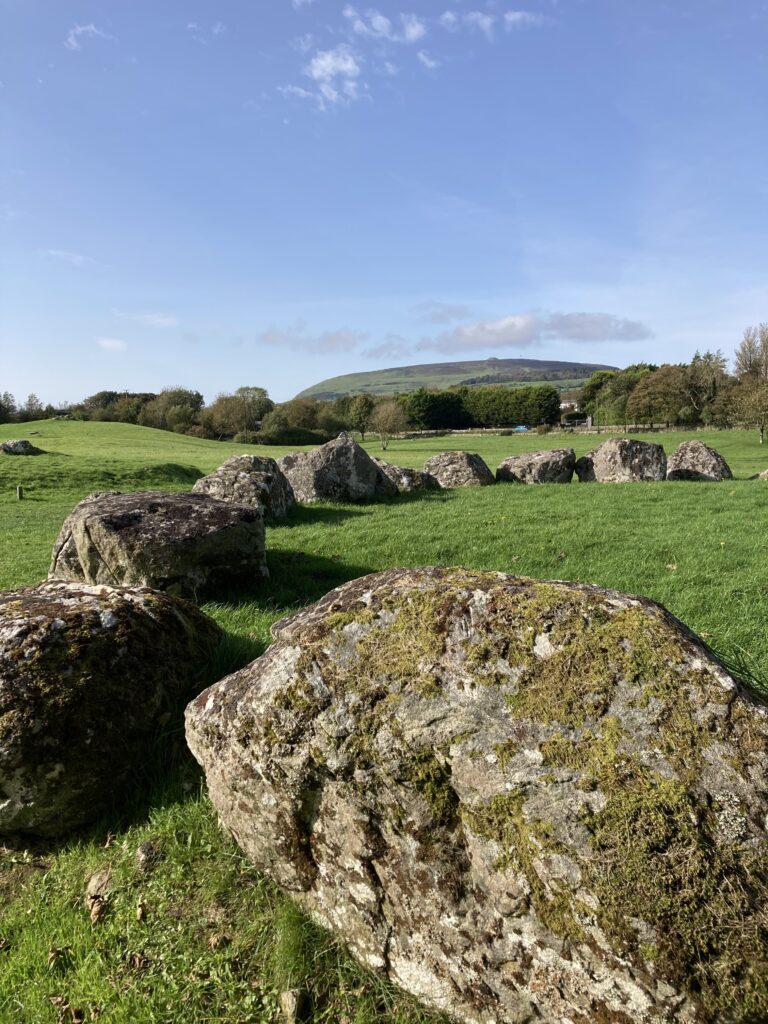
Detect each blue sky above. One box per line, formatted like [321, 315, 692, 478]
[2, 1, 767, 404]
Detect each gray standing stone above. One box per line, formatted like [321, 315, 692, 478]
[186, 567, 768, 1024]
[422, 451, 494, 488]
[276, 433, 396, 503]
[666, 440, 733, 482]
[48, 490, 267, 598]
[1, 581, 221, 836]
[575, 438, 667, 482]
[372, 458, 440, 493]
[192, 455, 296, 518]
[496, 448, 575, 484]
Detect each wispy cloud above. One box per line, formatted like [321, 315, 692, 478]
[416, 312, 653, 354]
[364, 333, 414, 360]
[258, 321, 369, 353]
[342, 7, 426, 44]
[464, 12, 496, 40]
[96, 337, 127, 352]
[301, 44, 364, 107]
[111, 309, 178, 328]
[417, 50, 440, 70]
[504, 11, 548, 30]
[439, 11, 459, 32]
[292, 0, 316, 8]
[41, 249, 91, 267]
[64, 24, 114, 51]
[187, 21, 227, 44]
[412, 300, 473, 324]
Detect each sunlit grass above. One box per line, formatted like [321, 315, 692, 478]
[1, 419, 767, 1022]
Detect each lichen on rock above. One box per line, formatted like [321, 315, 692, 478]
[48, 490, 268, 598]
[1, 580, 222, 836]
[186, 567, 768, 1024]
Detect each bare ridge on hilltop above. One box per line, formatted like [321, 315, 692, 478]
[298, 357, 619, 399]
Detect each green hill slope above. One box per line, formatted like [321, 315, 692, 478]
[298, 357, 617, 399]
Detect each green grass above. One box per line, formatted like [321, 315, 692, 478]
[2, 419, 768, 1022]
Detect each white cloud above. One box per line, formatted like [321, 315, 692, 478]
[401, 14, 427, 42]
[111, 309, 178, 328]
[279, 84, 316, 101]
[41, 249, 90, 266]
[504, 11, 548, 30]
[416, 312, 653, 354]
[383, 61, 398, 75]
[96, 337, 127, 352]
[343, 8, 426, 44]
[258, 321, 368, 353]
[464, 12, 496, 40]
[439, 11, 459, 31]
[364, 334, 413, 360]
[292, 0, 315, 8]
[303, 44, 363, 106]
[412, 300, 472, 324]
[417, 50, 440, 69]
[64, 24, 113, 51]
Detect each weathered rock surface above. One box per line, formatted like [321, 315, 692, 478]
[192, 455, 296, 518]
[575, 438, 667, 482]
[666, 440, 733, 482]
[422, 451, 494, 488]
[49, 491, 267, 598]
[1, 439, 44, 455]
[372, 458, 440, 493]
[186, 567, 768, 1024]
[496, 448, 575, 484]
[277, 433, 397, 503]
[1, 581, 220, 836]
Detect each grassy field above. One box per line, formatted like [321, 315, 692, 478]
[1, 419, 768, 1023]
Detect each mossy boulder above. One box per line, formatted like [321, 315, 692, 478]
[186, 567, 768, 1024]
[422, 451, 494, 487]
[49, 490, 268, 599]
[666, 441, 733, 482]
[192, 454, 296, 518]
[496, 448, 575, 484]
[277, 433, 397, 503]
[372, 458, 441, 492]
[575, 438, 667, 482]
[0, 580, 221, 836]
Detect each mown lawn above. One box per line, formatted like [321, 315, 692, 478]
[1, 419, 767, 1023]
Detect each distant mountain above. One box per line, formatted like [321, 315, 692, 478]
[297, 357, 617, 400]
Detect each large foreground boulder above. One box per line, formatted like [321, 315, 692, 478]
[666, 440, 733, 482]
[277, 434, 396, 503]
[372, 458, 440, 493]
[575, 438, 667, 482]
[422, 451, 494, 488]
[49, 491, 267, 598]
[192, 455, 296, 518]
[186, 567, 768, 1024]
[496, 448, 575, 484]
[1, 581, 220, 836]
[1, 439, 44, 455]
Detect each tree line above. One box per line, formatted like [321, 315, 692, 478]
[0, 381, 562, 444]
[578, 323, 768, 441]
[3, 324, 767, 442]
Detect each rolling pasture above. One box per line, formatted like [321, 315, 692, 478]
[1, 419, 767, 1023]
